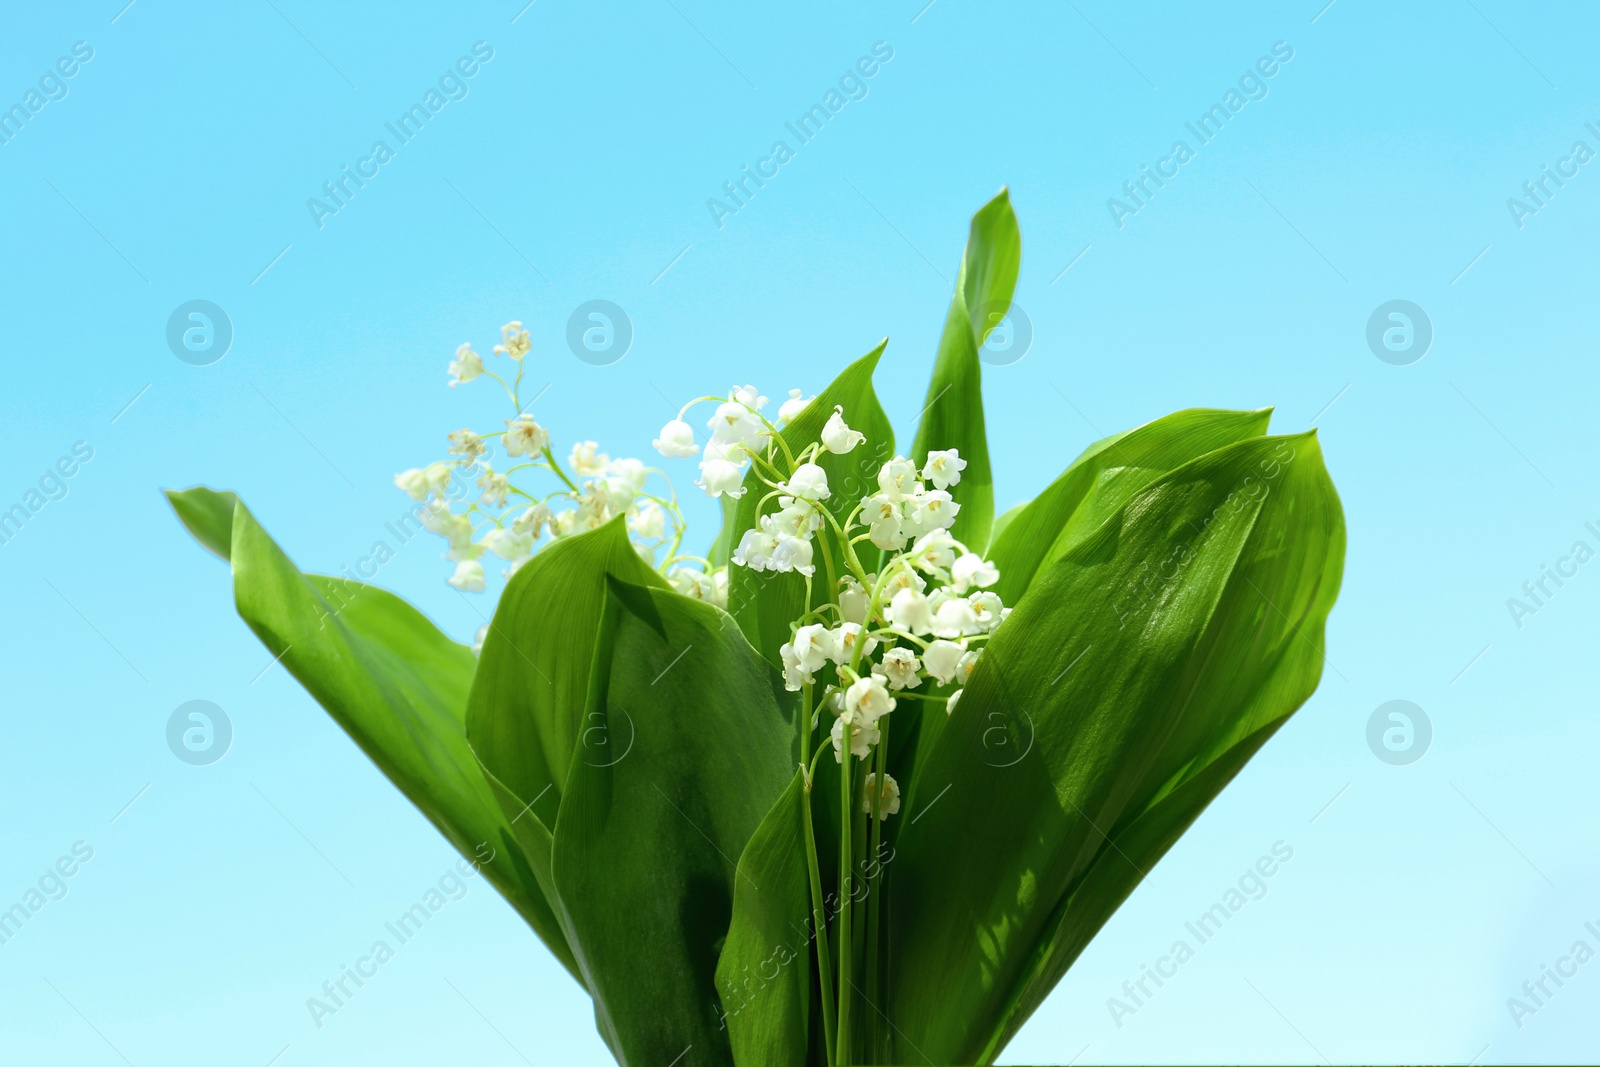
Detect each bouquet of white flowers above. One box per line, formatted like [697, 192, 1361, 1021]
[169, 190, 1344, 1066]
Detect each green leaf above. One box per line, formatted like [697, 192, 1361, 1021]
[715, 771, 813, 1067]
[464, 516, 666, 839]
[166, 487, 580, 982]
[886, 431, 1345, 1064]
[552, 579, 799, 1066]
[910, 188, 1020, 550]
[725, 342, 895, 666]
[987, 407, 1272, 604]
[164, 486, 237, 561]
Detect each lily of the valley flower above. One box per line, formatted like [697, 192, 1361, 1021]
[504, 415, 550, 457]
[861, 772, 901, 819]
[921, 448, 966, 489]
[654, 419, 698, 458]
[778, 389, 812, 424]
[830, 712, 880, 762]
[448, 344, 483, 387]
[873, 647, 923, 689]
[922, 639, 966, 685]
[493, 321, 531, 360]
[448, 559, 487, 591]
[569, 441, 609, 477]
[951, 552, 1000, 592]
[821, 407, 864, 454]
[781, 462, 831, 502]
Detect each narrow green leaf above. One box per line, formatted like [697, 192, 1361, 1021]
[910, 188, 1020, 550]
[887, 431, 1345, 1063]
[552, 580, 799, 1066]
[715, 771, 813, 1067]
[167, 488, 581, 982]
[725, 342, 895, 666]
[464, 515, 666, 840]
[987, 407, 1272, 604]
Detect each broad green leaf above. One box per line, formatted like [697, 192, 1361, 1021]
[910, 188, 1020, 550]
[464, 516, 665, 840]
[982, 716, 1285, 1059]
[715, 771, 812, 1067]
[987, 407, 1272, 604]
[552, 579, 799, 1066]
[165, 487, 580, 982]
[725, 342, 895, 666]
[887, 431, 1345, 1063]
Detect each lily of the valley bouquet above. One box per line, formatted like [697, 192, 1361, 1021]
[169, 191, 1344, 1066]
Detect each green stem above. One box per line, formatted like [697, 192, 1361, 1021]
[836, 722, 854, 1066]
[800, 689, 837, 1065]
[865, 716, 889, 1061]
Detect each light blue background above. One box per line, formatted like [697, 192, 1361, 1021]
[2, 1, 1596, 1063]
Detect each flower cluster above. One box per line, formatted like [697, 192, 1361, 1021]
[395, 322, 726, 620]
[650, 387, 1009, 822]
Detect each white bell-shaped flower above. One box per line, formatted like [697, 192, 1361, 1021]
[605, 457, 649, 497]
[922, 639, 965, 685]
[827, 622, 877, 665]
[448, 559, 487, 591]
[629, 502, 666, 540]
[877, 456, 920, 501]
[777, 389, 812, 424]
[477, 468, 510, 507]
[946, 688, 963, 716]
[504, 415, 550, 457]
[730, 384, 767, 410]
[481, 527, 533, 561]
[862, 494, 904, 551]
[569, 441, 609, 477]
[769, 534, 815, 577]
[837, 576, 870, 625]
[969, 590, 1005, 631]
[845, 673, 897, 723]
[448, 429, 486, 462]
[932, 597, 979, 639]
[861, 772, 901, 819]
[791, 624, 832, 675]
[921, 448, 966, 489]
[494, 321, 531, 360]
[912, 489, 960, 533]
[821, 406, 865, 454]
[955, 647, 982, 685]
[886, 587, 934, 636]
[873, 647, 923, 690]
[781, 462, 831, 502]
[709, 401, 764, 445]
[732, 525, 778, 570]
[830, 712, 880, 763]
[448, 344, 484, 387]
[653, 419, 698, 458]
[951, 553, 1000, 593]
